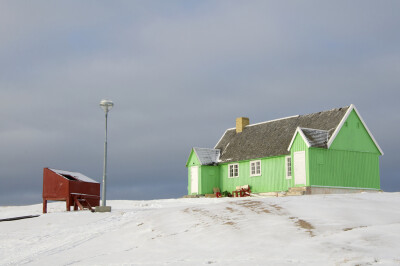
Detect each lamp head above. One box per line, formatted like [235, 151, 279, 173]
[100, 99, 114, 113]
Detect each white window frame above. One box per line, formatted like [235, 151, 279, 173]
[228, 163, 239, 178]
[250, 160, 261, 177]
[285, 156, 292, 179]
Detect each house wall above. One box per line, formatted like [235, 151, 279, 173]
[308, 148, 380, 189]
[186, 108, 382, 195]
[199, 166, 220, 194]
[308, 109, 381, 189]
[330, 110, 381, 154]
[290, 133, 309, 187]
[186, 150, 220, 195]
[219, 155, 289, 193]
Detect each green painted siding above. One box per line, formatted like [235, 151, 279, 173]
[330, 110, 381, 154]
[307, 109, 382, 189]
[308, 148, 380, 189]
[186, 150, 200, 167]
[186, 108, 382, 195]
[187, 166, 220, 195]
[219, 156, 289, 193]
[290, 133, 309, 187]
[199, 166, 220, 194]
[186, 149, 220, 195]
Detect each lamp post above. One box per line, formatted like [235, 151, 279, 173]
[100, 99, 113, 207]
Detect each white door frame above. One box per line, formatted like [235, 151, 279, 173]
[294, 151, 307, 185]
[190, 166, 199, 194]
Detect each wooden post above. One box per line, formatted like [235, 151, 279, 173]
[43, 198, 47, 214]
[66, 197, 71, 211]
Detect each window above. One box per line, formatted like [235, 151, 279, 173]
[285, 156, 292, 179]
[228, 164, 239, 178]
[250, 160, 261, 176]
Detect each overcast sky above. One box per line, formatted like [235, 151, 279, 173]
[1, 1, 399, 205]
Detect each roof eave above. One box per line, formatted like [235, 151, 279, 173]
[287, 127, 312, 151]
[214, 129, 230, 149]
[185, 148, 197, 167]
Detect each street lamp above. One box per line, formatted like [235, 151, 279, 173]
[100, 99, 113, 207]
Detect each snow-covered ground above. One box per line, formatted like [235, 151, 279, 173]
[1, 193, 400, 265]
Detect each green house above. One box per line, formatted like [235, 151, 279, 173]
[186, 105, 383, 195]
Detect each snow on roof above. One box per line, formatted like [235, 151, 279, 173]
[50, 169, 99, 183]
[300, 128, 329, 148]
[193, 147, 220, 165]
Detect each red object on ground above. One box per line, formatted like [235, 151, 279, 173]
[232, 186, 251, 197]
[42, 168, 100, 213]
[240, 187, 251, 197]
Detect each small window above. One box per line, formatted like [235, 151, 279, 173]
[250, 160, 261, 176]
[285, 156, 292, 179]
[228, 164, 239, 178]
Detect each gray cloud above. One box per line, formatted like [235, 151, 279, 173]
[1, 1, 399, 205]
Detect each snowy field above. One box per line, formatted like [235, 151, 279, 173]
[1, 193, 400, 265]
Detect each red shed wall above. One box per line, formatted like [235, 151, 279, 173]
[43, 168, 69, 199]
[69, 181, 100, 196]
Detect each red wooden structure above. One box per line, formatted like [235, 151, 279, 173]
[232, 185, 251, 197]
[42, 168, 100, 213]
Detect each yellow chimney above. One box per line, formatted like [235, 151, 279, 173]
[236, 117, 249, 133]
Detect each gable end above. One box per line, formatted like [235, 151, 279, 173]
[327, 104, 383, 155]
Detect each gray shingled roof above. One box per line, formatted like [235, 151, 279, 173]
[193, 147, 220, 165]
[215, 106, 349, 163]
[300, 128, 329, 148]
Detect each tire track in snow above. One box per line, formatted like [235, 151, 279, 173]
[4, 212, 139, 265]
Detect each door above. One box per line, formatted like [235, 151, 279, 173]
[190, 166, 199, 194]
[294, 151, 306, 185]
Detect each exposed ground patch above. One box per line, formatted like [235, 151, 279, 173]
[225, 206, 237, 213]
[270, 204, 283, 212]
[231, 200, 272, 214]
[182, 207, 237, 228]
[343, 225, 367, 231]
[289, 216, 315, 237]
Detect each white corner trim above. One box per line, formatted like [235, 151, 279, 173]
[298, 128, 312, 148]
[287, 127, 311, 151]
[327, 104, 384, 155]
[298, 127, 329, 133]
[246, 115, 300, 128]
[327, 105, 354, 149]
[185, 148, 195, 167]
[192, 147, 202, 165]
[214, 129, 229, 149]
[353, 105, 384, 155]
